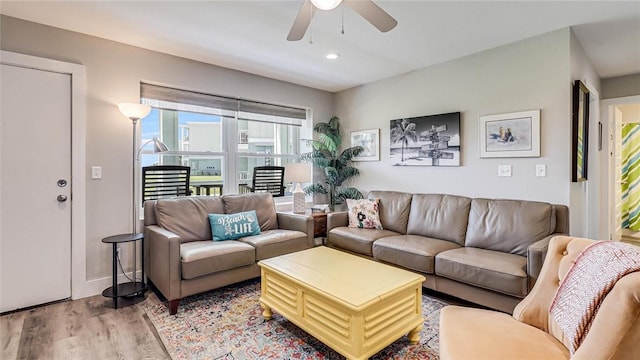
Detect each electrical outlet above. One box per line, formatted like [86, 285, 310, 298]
[498, 164, 512, 177]
[91, 166, 102, 179]
[116, 247, 121, 258]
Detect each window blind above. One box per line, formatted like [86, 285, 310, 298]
[140, 83, 307, 122]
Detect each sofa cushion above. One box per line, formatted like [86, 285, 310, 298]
[347, 198, 382, 229]
[373, 235, 461, 274]
[436, 247, 528, 297]
[155, 196, 224, 243]
[180, 240, 255, 280]
[208, 210, 261, 241]
[440, 306, 569, 360]
[465, 199, 557, 256]
[222, 193, 278, 231]
[328, 227, 400, 256]
[406, 194, 471, 246]
[238, 229, 308, 260]
[368, 190, 413, 234]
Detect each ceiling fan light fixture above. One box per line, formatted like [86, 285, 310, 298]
[310, 0, 342, 11]
[288, 0, 397, 41]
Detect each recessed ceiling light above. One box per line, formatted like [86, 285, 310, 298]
[326, 53, 340, 60]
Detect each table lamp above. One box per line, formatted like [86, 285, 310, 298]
[285, 163, 311, 213]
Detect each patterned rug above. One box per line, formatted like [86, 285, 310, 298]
[146, 279, 447, 360]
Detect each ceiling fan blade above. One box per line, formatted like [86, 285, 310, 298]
[345, 0, 397, 33]
[287, 0, 316, 41]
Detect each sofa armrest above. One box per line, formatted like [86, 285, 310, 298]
[145, 225, 182, 301]
[327, 211, 348, 231]
[527, 233, 562, 288]
[277, 212, 314, 248]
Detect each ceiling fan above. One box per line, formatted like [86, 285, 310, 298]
[287, 0, 397, 41]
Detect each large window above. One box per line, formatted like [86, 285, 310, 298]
[139, 84, 310, 197]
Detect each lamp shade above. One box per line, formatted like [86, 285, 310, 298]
[310, 0, 342, 10]
[151, 138, 169, 153]
[285, 163, 311, 183]
[136, 137, 169, 161]
[118, 103, 151, 120]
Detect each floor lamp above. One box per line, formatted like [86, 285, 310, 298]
[118, 103, 167, 283]
[285, 163, 311, 213]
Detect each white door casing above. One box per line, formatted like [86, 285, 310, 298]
[613, 107, 623, 241]
[0, 51, 87, 307]
[603, 96, 640, 242]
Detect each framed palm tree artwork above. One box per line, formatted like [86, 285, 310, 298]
[390, 112, 461, 166]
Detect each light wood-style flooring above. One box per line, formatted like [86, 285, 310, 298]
[1, 286, 468, 360]
[1, 290, 170, 360]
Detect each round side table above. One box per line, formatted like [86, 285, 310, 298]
[101, 233, 147, 309]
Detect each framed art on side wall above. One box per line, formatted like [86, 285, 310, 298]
[351, 129, 380, 161]
[572, 80, 590, 182]
[479, 109, 541, 158]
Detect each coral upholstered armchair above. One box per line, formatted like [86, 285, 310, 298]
[439, 236, 640, 359]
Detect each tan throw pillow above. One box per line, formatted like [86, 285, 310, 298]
[222, 193, 278, 231]
[347, 198, 383, 229]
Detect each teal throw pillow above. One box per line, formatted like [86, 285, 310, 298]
[208, 210, 261, 241]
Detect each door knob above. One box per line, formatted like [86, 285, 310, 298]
[57, 195, 68, 202]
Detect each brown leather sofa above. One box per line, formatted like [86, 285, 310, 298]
[439, 236, 640, 359]
[326, 190, 569, 313]
[143, 193, 313, 314]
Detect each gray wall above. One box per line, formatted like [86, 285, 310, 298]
[334, 28, 609, 238]
[0, 16, 333, 283]
[335, 29, 572, 206]
[569, 29, 602, 238]
[601, 74, 640, 99]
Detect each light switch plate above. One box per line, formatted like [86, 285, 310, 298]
[536, 164, 546, 177]
[91, 166, 102, 179]
[498, 164, 512, 177]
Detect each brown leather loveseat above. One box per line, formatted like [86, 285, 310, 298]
[143, 193, 313, 314]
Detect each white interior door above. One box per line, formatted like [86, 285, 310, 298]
[0, 64, 72, 312]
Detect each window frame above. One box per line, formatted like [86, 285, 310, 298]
[139, 94, 311, 203]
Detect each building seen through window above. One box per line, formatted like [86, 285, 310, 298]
[139, 89, 309, 197]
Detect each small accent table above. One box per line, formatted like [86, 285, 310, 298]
[101, 233, 147, 309]
[311, 211, 327, 240]
[286, 210, 328, 245]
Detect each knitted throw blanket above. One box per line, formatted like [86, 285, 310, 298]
[549, 241, 640, 355]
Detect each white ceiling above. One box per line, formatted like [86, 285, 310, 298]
[1, 1, 639, 92]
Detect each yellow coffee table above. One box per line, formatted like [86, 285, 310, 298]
[258, 246, 426, 360]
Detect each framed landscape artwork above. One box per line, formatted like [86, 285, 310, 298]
[390, 112, 461, 166]
[479, 109, 541, 158]
[351, 128, 380, 161]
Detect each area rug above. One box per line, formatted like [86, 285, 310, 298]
[146, 279, 448, 360]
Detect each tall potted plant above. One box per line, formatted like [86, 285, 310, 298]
[300, 116, 364, 211]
